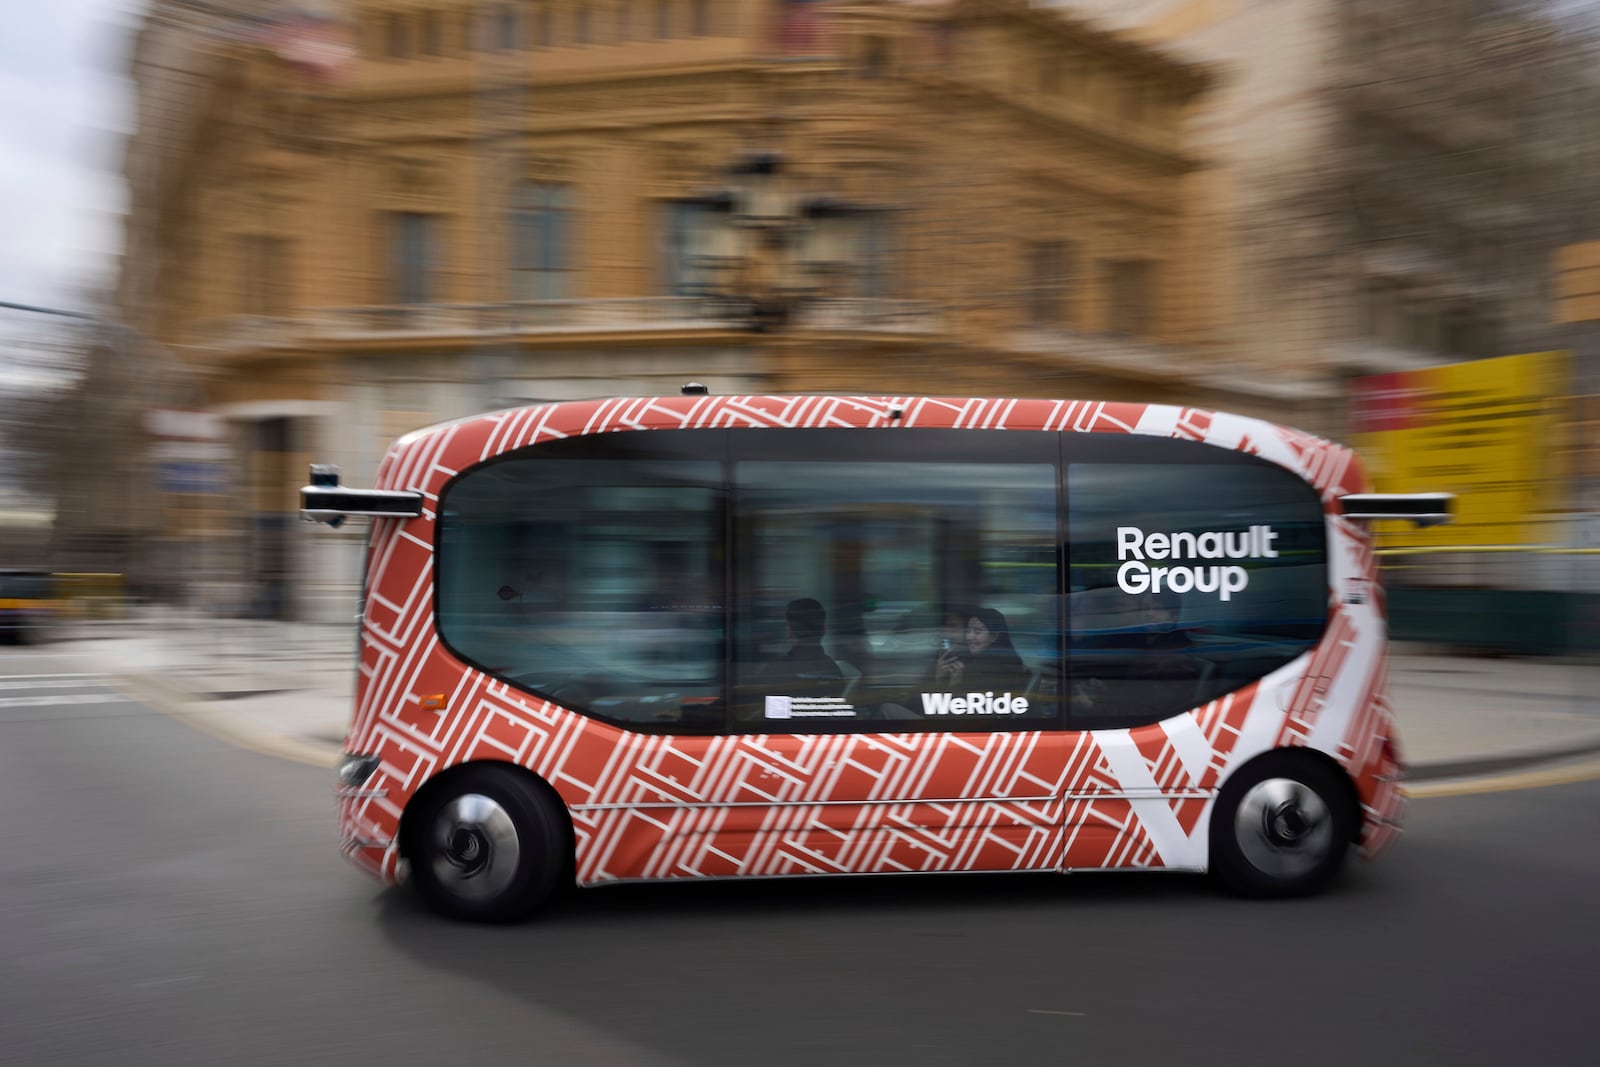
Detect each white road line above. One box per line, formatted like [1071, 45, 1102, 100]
[0, 673, 105, 680]
[0, 693, 124, 709]
[0, 678, 113, 690]
[1028, 1009, 1088, 1017]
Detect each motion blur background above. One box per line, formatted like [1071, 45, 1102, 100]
[1, 0, 1597, 653]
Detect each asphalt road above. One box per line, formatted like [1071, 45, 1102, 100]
[3, 655, 1597, 1067]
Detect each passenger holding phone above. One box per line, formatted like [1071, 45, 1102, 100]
[935, 607, 1030, 695]
[923, 605, 973, 686]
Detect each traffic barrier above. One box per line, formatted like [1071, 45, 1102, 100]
[1379, 546, 1600, 655]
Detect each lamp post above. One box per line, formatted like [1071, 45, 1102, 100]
[691, 151, 877, 334]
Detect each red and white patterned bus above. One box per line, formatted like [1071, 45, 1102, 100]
[306, 392, 1450, 922]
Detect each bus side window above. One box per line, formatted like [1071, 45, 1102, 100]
[437, 446, 728, 732]
[1064, 447, 1329, 726]
[729, 429, 1063, 733]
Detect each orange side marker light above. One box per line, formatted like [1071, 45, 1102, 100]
[419, 693, 447, 712]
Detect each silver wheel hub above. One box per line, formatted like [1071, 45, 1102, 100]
[1234, 777, 1333, 880]
[429, 793, 520, 900]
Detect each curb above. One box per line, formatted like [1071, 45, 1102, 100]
[66, 640, 1600, 786]
[106, 670, 341, 770]
[1403, 734, 1600, 783]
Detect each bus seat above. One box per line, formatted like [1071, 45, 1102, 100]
[837, 660, 862, 700]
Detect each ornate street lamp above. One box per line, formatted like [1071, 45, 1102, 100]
[689, 151, 876, 332]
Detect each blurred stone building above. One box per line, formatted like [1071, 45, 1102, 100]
[1054, 0, 1592, 409]
[1059, 0, 1600, 630]
[124, 0, 1288, 621]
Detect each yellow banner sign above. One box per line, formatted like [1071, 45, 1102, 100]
[1349, 351, 1569, 546]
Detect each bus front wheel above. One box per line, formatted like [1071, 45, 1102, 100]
[406, 765, 570, 923]
[1210, 753, 1353, 898]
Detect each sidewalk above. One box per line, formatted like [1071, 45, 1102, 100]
[59, 610, 1600, 782]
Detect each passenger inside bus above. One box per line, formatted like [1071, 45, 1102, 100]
[756, 598, 844, 695]
[935, 607, 1032, 696]
[920, 604, 976, 682]
[1069, 587, 1211, 719]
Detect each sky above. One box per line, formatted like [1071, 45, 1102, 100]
[0, 0, 139, 320]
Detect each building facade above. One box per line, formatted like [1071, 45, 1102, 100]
[1055, 0, 1590, 395]
[1059, 0, 1600, 609]
[121, 0, 1290, 621]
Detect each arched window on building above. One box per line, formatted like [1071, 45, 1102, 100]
[469, 4, 517, 50]
[857, 212, 896, 299]
[420, 12, 443, 56]
[390, 213, 439, 305]
[861, 36, 889, 78]
[659, 197, 734, 296]
[387, 14, 411, 58]
[617, 1, 632, 42]
[657, 0, 674, 38]
[511, 183, 574, 301]
[1025, 240, 1077, 327]
[498, 4, 520, 50]
[1104, 258, 1155, 338]
[799, 206, 896, 300]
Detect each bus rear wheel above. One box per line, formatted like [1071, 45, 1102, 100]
[406, 766, 570, 923]
[1211, 754, 1353, 898]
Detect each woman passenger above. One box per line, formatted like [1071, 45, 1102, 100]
[935, 607, 1030, 695]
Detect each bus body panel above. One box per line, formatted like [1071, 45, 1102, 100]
[335, 395, 1404, 886]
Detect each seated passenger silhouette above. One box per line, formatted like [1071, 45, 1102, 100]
[758, 598, 843, 696]
[1070, 589, 1206, 718]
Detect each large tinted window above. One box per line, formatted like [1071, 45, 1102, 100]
[437, 441, 725, 732]
[436, 426, 1327, 736]
[1066, 446, 1327, 726]
[731, 430, 1061, 732]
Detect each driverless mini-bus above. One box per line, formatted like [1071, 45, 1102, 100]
[304, 392, 1450, 922]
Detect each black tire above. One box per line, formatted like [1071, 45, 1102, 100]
[406, 765, 571, 923]
[1210, 753, 1354, 898]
